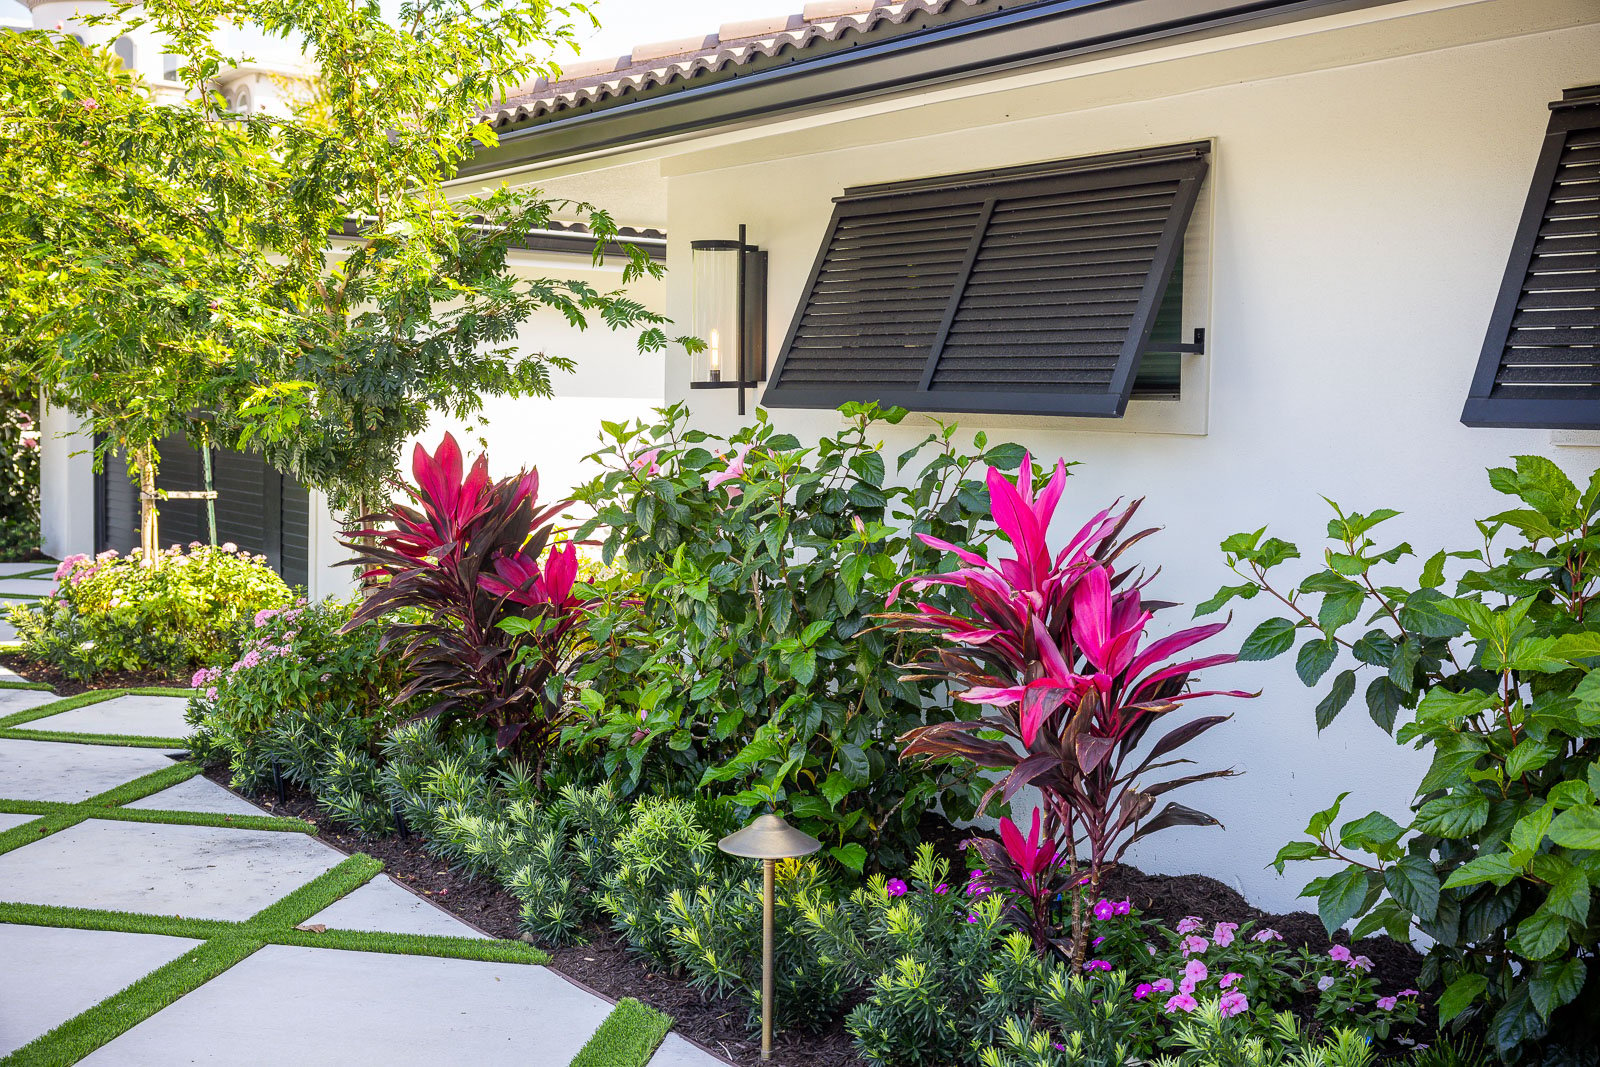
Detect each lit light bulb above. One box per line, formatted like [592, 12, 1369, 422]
[708, 328, 721, 383]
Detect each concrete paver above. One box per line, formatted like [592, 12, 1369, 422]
[0, 811, 40, 833]
[0, 739, 177, 803]
[0, 563, 54, 576]
[0, 924, 201, 1056]
[81, 944, 614, 1066]
[0, 578, 54, 597]
[125, 776, 266, 816]
[0, 688, 60, 717]
[648, 1033, 729, 1067]
[304, 874, 488, 939]
[28, 694, 191, 739]
[0, 819, 346, 921]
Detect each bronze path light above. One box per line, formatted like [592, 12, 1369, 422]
[716, 812, 820, 1061]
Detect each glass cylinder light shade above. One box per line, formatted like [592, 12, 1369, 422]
[691, 240, 743, 384]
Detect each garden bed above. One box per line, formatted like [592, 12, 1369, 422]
[0, 652, 186, 696]
[201, 766, 1427, 1066]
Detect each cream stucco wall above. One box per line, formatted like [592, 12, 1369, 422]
[649, 9, 1600, 910]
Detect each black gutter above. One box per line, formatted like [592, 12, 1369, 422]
[463, 0, 1397, 177]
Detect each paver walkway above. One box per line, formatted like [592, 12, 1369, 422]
[0, 682, 724, 1066]
[0, 563, 54, 644]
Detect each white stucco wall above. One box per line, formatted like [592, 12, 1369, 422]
[37, 403, 95, 560]
[648, 10, 1600, 910]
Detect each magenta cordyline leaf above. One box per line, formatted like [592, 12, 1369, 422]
[999, 807, 1057, 885]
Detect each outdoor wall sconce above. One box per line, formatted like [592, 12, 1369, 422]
[717, 812, 821, 1060]
[690, 225, 767, 416]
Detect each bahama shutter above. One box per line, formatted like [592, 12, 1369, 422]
[762, 142, 1208, 417]
[1462, 86, 1600, 429]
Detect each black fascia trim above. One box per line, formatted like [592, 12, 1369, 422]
[463, 0, 1392, 176]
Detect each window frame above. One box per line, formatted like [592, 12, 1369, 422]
[760, 142, 1210, 419]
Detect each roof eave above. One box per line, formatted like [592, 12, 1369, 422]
[462, 0, 1400, 178]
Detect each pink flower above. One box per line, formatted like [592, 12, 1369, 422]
[1112, 899, 1131, 916]
[1317, 976, 1336, 992]
[966, 914, 979, 923]
[1176, 916, 1205, 934]
[1219, 972, 1243, 989]
[1180, 935, 1209, 957]
[1398, 989, 1420, 998]
[886, 878, 908, 897]
[1213, 922, 1238, 947]
[1328, 945, 1351, 963]
[1218, 990, 1249, 1018]
[204, 687, 218, 701]
[1092, 936, 1105, 947]
[1376, 996, 1398, 1011]
[1083, 960, 1112, 972]
[630, 448, 662, 477]
[707, 444, 755, 498]
[1092, 898, 1115, 921]
[80, 97, 98, 110]
[1151, 978, 1175, 993]
[1184, 960, 1208, 984]
[1348, 955, 1373, 972]
[934, 884, 949, 894]
[1164, 993, 1199, 1014]
[1252, 928, 1282, 942]
[1133, 983, 1154, 1000]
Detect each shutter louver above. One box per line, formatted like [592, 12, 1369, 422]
[1463, 86, 1600, 429]
[763, 143, 1208, 417]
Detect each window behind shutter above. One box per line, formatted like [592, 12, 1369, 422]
[763, 142, 1208, 417]
[1462, 86, 1600, 429]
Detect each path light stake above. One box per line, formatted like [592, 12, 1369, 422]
[716, 813, 821, 1061]
[270, 760, 287, 805]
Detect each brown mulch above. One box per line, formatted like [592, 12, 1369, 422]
[0, 652, 189, 697]
[197, 766, 1423, 1066]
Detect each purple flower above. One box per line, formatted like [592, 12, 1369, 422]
[1092, 936, 1105, 947]
[1133, 983, 1153, 1000]
[1252, 928, 1283, 943]
[934, 884, 949, 895]
[1083, 960, 1112, 972]
[966, 914, 979, 924]
[1317, 976, 1336, 992]
[886, 878, 907, 898]
[1092, 899, 1115, 921]
[1112, 898, 1131, 916]
[1348, 955, 1373, 972]
[1218, 990, 1249, 1018]
[1164, 993, 1199, 1014]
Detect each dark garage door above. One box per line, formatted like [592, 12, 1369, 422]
[95, 435, 310, 588]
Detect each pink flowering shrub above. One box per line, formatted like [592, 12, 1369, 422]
[186, 597, 414, 802]
[9, 542, 291, 680]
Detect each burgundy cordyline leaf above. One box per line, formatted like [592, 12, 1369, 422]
[881, 455, 1254, 962]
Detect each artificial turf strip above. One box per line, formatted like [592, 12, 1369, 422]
[0, 764, 207, 855]
[0, 679, 53, 691]
[568, 998, 675, 1067]
[243, 853, 384, 930]
[0, 935, 267, 1067]
[269, 926, 552, 964]
[0, 728, 188, 749]
[0, 813, 62, 857]
[0, 901, 235, 942]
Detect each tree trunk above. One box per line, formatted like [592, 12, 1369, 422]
[136, 445, 159, 565]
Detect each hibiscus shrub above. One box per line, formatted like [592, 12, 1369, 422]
[569, 402, 1040, 870]
[9, 543, 292, 680]
[884, 458, 1250, 960]
[1209, 457, 1600, 1060]
[343, 432, 592, 777]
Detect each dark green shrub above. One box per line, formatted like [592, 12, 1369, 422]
[1209, 456, 1600, 1060]
[597, 795, 733, 965]
[570, 402, 1047, 871]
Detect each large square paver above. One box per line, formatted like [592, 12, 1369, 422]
[0, 812, 40, 833]
[0, 688, 60, 717]
[0, 739, 177, 803]
[0, 563, 54, 577]
[648, 1034, 727, 1067]
[0, 578, 53, 597]
[126, 776, 265, 816]
[0, 819, 345, 920]
[1, 924, 201, 1056]
[82, 945, 613, 1065]
[28, 694, 190, 739]
[0, 619, 16, 644]
[304, 875, 488, 939]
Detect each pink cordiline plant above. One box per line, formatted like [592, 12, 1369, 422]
[883, 456, 1253, 962]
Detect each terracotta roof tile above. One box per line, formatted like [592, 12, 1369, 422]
[486, 0, 997, 130]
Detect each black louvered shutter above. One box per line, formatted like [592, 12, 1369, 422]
[763, 143, 1208, 417]
[1463, 86, 1600, 429]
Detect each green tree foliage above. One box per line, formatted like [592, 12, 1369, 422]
[0, 0, 692, 541]
[1206, 456, 1600, 1061]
